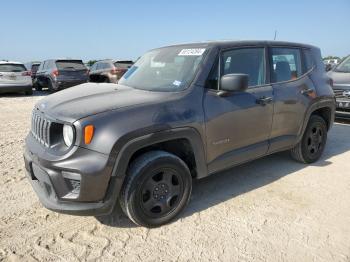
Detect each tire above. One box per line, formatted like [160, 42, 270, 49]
[34, 82, 42, 91]
[290, 115, 327, 163]
[25, 88, 33, 95]
[120, 150, 192, 227]
[48, 80, 57, 92]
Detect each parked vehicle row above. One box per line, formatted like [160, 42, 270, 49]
[89, 60, 133, 83]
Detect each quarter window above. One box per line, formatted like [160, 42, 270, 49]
[270, 48, 302, 83]
[221, 48, 266, 87]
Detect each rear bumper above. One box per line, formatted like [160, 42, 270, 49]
[55, 80, 88, 89]
[24, 134, 122, 216]
[0, 83, 32, 93]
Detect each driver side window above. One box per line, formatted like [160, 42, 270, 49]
[221, 48, 266, 87]
[207, 48, 266, 90]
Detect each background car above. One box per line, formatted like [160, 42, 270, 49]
[328, 55, 350, 119]
[89, 60, 133, 83]
[34, 59, 88, 92]
[25, 62, 41, 82]
[0, 60, 33, 95]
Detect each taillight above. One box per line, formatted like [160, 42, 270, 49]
[52, 70, 59, 77]
[22, 71, 31, 76]
[111, 68, 124, 75]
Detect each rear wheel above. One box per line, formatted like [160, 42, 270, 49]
[25, 88, 33, 95]
[48, 79, 58, 92]
[290, 115, 327, 163]
[34, 82, 42, 91]
[120, 151, 192, 227]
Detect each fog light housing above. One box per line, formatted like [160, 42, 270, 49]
[62, 172, 81, 199]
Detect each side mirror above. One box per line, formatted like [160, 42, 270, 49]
[220, 74, 249, 93]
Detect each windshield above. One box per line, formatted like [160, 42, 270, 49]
[334, 56, 350, 73]
[119, 46, 206, 91]
[0, 64, 26, 72]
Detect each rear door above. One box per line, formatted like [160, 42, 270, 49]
[56, 60, 88, 81]
[0, 63, 30, 84]
[268, 47, 316, 152]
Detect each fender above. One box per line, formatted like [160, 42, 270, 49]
[110, 127, 208, 180]
[297, 97, 336, 143]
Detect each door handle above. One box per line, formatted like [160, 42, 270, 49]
[301, 88, 314, 95]
[256, 96, 273, 105]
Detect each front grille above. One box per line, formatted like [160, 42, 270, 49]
[333, 89, 350, 99]
[31, 111, 51, 147]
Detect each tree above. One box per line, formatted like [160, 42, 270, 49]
[86, 60, 97, 66]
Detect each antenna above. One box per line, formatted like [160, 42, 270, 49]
[274, 30, 278, 40]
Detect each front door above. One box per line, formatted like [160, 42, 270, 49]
[204, 47, 274, 174]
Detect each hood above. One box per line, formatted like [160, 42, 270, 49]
[328, 71, 350, 90]
[35, 83, 170, 122]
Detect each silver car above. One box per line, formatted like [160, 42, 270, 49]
[0, 61, 33, 95]
[328, 56, 350, 119]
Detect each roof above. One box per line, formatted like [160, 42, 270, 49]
[0, 60, 24, 65]
[159, 40, 318, 50]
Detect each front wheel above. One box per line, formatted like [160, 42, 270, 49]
[120, 151, 192, 227]
[290, 115, 327, 163]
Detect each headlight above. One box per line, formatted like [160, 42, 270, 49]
[63, 124, 74, 147]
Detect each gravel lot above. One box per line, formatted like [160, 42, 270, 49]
[0, 91, 349, 262]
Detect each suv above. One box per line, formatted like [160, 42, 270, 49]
[24, 41, 335, 227]
[34, 59, 88, 92]
[328, 55, 350, 119]
[89, 60, 133, 83]
[0, 61, 33, 95]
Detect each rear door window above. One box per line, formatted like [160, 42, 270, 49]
[56, 60, 86, 70]
[0, 64, 26, 72]
[270, 48, 302, 83]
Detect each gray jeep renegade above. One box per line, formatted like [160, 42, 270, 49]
[24, 41, 335, 227]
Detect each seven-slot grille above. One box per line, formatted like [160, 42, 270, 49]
[31, 111, 51, 147]
[333, 89, 348, 99]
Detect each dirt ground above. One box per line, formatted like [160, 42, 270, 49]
[0, 91, 349, 262]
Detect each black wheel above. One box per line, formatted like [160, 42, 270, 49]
[25, 88, 33, 95]
[120, 151, 192, 227]
[291, 115, 327, 163]
[34, 82, 42, 91]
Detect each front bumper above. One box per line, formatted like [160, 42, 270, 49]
[24, 134, 122, 216]
[0, 83, 32, 93]
[335, 99, 350, 119]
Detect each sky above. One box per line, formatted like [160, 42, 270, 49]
[1, 0, 349, 62]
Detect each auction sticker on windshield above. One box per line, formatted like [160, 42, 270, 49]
[178, 48, 205, 56]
